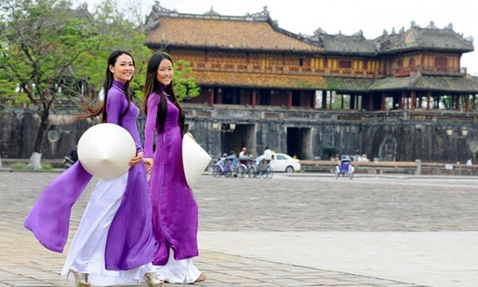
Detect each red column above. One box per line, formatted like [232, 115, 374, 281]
[209, 88, 214, 107]
[322, 91, 327, 110]
[217, 88, 223, 104]
[252, 89, 256, 108]
[312, 93, 317, 109]
[465, 94, 470, 112]
[473, 94, 476, 111]
[411, 90, 416, 110]
[288, 91, 292, 110]
[426, 91, 431, 111]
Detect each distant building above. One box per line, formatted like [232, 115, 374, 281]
[142, 3, 478, 162]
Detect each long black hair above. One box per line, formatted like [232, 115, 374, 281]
[81, 50, 134, 122]
[142, 52, 185, 134]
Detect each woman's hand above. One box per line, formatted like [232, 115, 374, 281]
[144, 158, 154, 172]
[129, 152, 143, 167]
[186, 132, 195, 141]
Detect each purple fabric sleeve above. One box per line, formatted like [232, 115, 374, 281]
[144, 93, 160, 159]
[130, 125, 144, 154]
[24, 162, 92, 252]
[106, 89, 124, 125]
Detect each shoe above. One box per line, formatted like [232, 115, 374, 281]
[195, 273, 207, 282]
[143, 272, 163, 287]
[66, 269, 90, 287]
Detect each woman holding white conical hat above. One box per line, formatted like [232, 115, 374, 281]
[142, 52, 206, 283]
[24, 50, 162, 287]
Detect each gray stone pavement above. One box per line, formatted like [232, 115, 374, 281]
[1, 171, 478, 286]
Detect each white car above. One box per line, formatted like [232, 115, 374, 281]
[255, 153, 301, 173]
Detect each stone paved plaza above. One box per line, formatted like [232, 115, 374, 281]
[1, 171, 478, 286]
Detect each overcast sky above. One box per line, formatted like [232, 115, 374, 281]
[79, 0, 478, 75]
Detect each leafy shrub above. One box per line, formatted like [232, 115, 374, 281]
[42, 163, 53, 170]
[10, 162, 26, 170]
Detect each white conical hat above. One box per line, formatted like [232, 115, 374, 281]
[78, 123, 136, 179]
[182, 134, 212, 187]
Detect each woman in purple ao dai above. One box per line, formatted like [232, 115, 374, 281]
[24, 51, 162, 287]
[142, 52, 206, 283]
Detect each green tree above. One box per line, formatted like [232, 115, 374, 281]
[173, 59, 200, 102]
[0, 0, 97, 169]
[0, 0, 199, 168]
[0, 0, 152, 168]
[73, 0, 152, 104]
[440, 95, 453, 109]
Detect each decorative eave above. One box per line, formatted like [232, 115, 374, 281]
[145, 43, 318, 54]
[192, 70, 327, 90]
[368, 72, 478, 93]
[376, 45, 474, 55]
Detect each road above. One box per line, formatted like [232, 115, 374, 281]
[1, 171, 477, 286]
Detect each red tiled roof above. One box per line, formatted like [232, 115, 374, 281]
[145, 18, 322, 52]
[191, 70, 326, 90]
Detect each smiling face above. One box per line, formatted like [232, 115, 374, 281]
[156, 58, 173, 86]
[109, 54, 135, 84]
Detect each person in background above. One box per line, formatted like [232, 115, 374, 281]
[263, 146, 272, 164]
[239, 147, 248, 160]
[361, 154, 370, 162]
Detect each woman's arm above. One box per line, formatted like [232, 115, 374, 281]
[144, 93, 160, 160]
[105, 89, 124, 125]
[106, 90, 141, 167]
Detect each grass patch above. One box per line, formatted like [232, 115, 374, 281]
[10, 162, 26, 170]
[41, 163, 53, 170]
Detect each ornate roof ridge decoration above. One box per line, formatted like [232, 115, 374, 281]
[313, 30, 367, 41]
[204, 6, 220, 16]
[375, 21, 473, 52]
[309, 21, 473, 55]
[245, 6, 270, 19]
[146, 2, 272, 25]
[144, 1, 178, 32]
